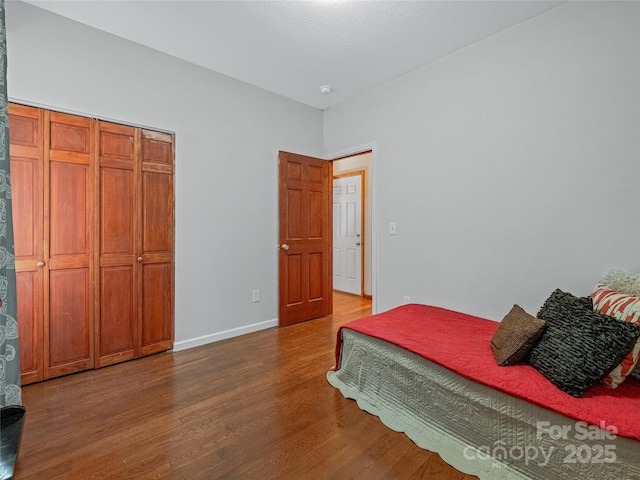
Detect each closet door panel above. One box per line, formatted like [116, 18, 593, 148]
[96, 121, 138, 367]
[45, 111, 94, 379]
[140, 130, 174, 356]
[100, 167, 135, 258]
[46, 269, 92, 377]
[142, 171, 172, 255]
[100, 128, 134, 161]
[49, 111, 91, 164]
[140, 263, 173, 355]
[16, 271, 42, 384]
[141, 131, 172, 167]
[9, 104, 44, 385]
[8, 111, 39, 148]
[11, 158, 38, 258]
[98, 267, 136, 366]
[49, 162, 90, 259]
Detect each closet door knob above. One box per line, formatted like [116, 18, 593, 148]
[280, 244, 289, 251]
[137, 257, 143, 262]
[36, 261, 45, 267]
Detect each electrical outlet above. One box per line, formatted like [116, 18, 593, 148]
[252, 290, 261, 303]
[403, 296, 411, 304]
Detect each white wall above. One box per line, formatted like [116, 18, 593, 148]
[6, 1, 323, 349]
[324, 1, 640, 320]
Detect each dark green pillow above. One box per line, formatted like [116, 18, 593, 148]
[527, 289, 640, 397]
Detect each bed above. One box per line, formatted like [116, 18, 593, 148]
[326, 303, 640, 480]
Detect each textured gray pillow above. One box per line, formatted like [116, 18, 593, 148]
[601, 269, 640, 297]
[491, 305, 546, 366]
[527, 289, 640, 397]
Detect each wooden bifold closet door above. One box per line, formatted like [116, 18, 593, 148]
[96, 122, 138, 367]
[96, 122, 174, 367]
[10, 104, 45, 384]
[9, 104, 175, 384]
[46, 110, 95, 379]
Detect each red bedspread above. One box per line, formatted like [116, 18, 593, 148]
[334, 304, 640, 442]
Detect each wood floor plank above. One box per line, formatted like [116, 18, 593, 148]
[15, 292, 477, 479]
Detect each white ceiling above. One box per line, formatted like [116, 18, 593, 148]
[21, 0, 565, 110]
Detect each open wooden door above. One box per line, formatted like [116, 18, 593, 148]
[278, 151, 332, 326]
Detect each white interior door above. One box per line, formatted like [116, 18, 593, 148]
[333, 174, 362, 295]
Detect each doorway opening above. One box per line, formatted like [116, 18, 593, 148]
[331, 152, 372, 301]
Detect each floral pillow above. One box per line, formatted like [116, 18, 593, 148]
[590, 283, 640, 388]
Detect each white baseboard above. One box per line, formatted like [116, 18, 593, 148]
[173, 318, 278, 352]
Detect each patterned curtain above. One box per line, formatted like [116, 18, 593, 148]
[0, 0, 22, 407]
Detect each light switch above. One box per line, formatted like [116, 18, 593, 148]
[389, 222, 397, 235]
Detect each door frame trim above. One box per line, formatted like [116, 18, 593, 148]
[325, 143, 378, 314]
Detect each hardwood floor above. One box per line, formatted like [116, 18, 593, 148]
[16, 292, 477, 480]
